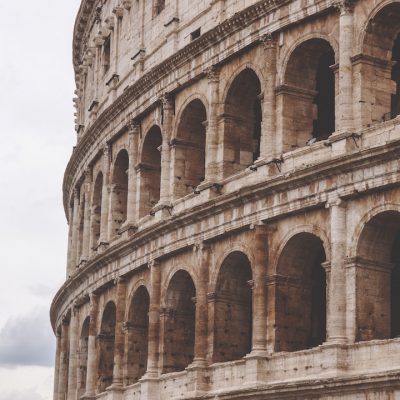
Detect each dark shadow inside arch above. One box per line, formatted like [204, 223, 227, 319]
[282, 39, 335, 150]
[162, 270, 196, 373]
[138, 126, 162, 218]
[222, 68, 262, 178]
[356, 211, 400, 341]
[173, 99, 207, 198]
[125, 286, 150, 384]
[363, 3, 400, 123]
[213, 251, 253, 363]
[97, 302, 116, 393]
[110, 149, 129, 237]
[275, 232, 326, 352]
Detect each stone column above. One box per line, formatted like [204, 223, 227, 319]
[205, 66, 220, 183]
[125, 120, 140, 228]
[53, 331, 61, 400]
[84, 294, 99, 398]
[82, 169, 92, 262]
[107, 185, 118, 241]
[58, 318, 69, 400]
[251, 224, 268, 353]
[260, 34, 277, 160]
[193, 243, 209, 364]
[70, 188, 80, 272]
[206, 292, 217, 362]
[327, 197, 348, 343]
[100, 144, 111, 247]
[160, 93, 173, 205]
[146, 260, 162, 376]
[66, 205, 73, 279]
[112, 278, 127, 387]
[337, 0, 355, 132]
[67, 306, 79, 400]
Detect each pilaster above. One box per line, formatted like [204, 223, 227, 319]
[99, 144, 111, 249]
[260, 34, 277, 161]
[326, 196, 348, 344]
[67, 305, 79, 400]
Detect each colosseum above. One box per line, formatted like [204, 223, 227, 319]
[51, 0, 400, 398]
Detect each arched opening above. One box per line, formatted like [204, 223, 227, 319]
[356, 211, 400, 341]
[172, 99, 207, 198]
[97, 302, 116, 393]
[162, 270, 196, 373]
[213, 252, 252, 362]
[138, 126, 162, 218]
[110, 149, 129, 237]
[125, 286, 150, 384]
[222, 69, 262, 177]
[280, 39, 335, 150]
[275, 232, 326, 352]
[361, 4, 400, 124]
[391, 33, 400, 118]
[78, 317, 90, 397]
[91, 172, 103, 247]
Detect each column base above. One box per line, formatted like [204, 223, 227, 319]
[151, 202, 173, 219]
[195, 181, 223, 198]
[244, 351, 268, 384]
[326, 336, 348, 345]
[106, 384, 124, 400]
[186, 361, 209, 394]
[118, 222, 138, 238]
[139, 374, 160, 400]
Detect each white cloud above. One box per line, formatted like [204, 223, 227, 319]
[0, 366, 54, 400]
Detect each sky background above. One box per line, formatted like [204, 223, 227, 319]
[0, 1, 81, 398]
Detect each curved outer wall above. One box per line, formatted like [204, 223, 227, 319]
[52, 0, 400, 399]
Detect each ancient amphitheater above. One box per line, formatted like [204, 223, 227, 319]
[51, 0, 400, 398]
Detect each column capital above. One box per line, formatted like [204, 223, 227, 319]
[260, 32, 277, 50]
[326, 195, 347, 209]
[206, 65, 220, 83]
[161, 92, 174, 109]
[333, 0, 355, 14]
[193, 241, 209, 253]
[84, 167, 93, 183]
[73, 186, 80, 200]
[127, 118, 141, 135]
[148, 258, 161, 269]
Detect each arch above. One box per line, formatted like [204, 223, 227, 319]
[97, 301, 116, 393]
[275, 232, 327, 352]
[354, 210, 400, 341]
[221, 68, 262, 177]
[172, 98, 207, 198]
[162, 270, 196, 373]
[91, 172, 103, 246]
[279, 38, 336, 150]
[77, 316, 90, 396]
[109, 149, 129, 237]
[125, 286, 150, 384]
[358, 2, 400, 124]
[138, 125, 162, 218]
[271, 224, 331, 272]
[213, 251, 253, 363]
[278, 34, 338, 85]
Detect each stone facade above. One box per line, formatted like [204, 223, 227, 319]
[51, 0, 400, 398]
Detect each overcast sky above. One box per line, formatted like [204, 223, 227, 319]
[0, 1, 81, 398]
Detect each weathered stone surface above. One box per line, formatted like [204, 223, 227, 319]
[52, 0, 400, 399]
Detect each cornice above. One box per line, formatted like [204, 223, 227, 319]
[65, 0, 292, 216]
[52, 137, 400, 330]
[73, 0, 98, 73]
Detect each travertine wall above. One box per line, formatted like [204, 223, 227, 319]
[52, 0, 400, 399]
